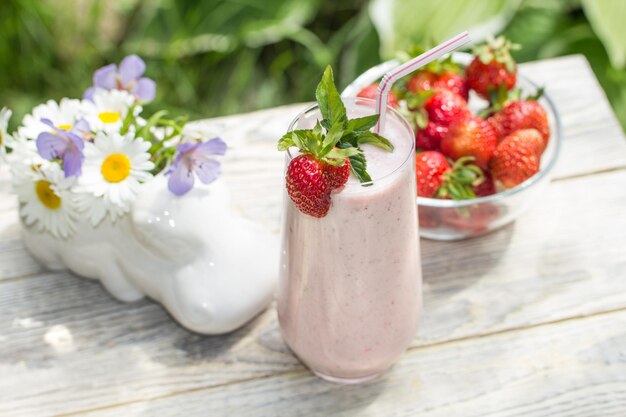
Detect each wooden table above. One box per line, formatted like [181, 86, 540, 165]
[2, 55, 626, 417]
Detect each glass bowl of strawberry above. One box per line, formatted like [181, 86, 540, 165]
[343, 38, 562, 240]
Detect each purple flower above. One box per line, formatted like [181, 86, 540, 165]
[166, 138, 227, 196]
[84, 55, 156, 103]
[36, 118, 88, 177]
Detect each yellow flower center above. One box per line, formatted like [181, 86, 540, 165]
[101, 153, 131, 183]
[98, 112, 121, 124]
[57, 124, 72, 131]
[35, 180, 61, 210]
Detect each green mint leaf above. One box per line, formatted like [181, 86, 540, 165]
[316, 65, 347, 130]
[320, 122, 345, 155]
[339, 131, 359, 148]
[313, 121, 323, 137]
[349, 151, 372, 184]
[278, 130, 310, 151]
[355, 131, 394, 152]
[326, 147, 360, 161]
[278, 132, 295, 150]
[346, 114, 379, 132]
[305, 129, 322, 155]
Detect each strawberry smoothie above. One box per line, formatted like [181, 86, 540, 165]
[278, 98, 422, 383]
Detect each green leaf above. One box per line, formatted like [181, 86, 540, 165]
[338, 131, 359, 148]
[582, 0, 626, 69]
[438, 156, 484, 200]
[315, 65, 347, 129]
[370, 0, 522, 59]
[137, 109, 167, 140]
[414, 110, 428, 130]
[349, 151, 373, 184]
[320, 122, 345, 154]
[277, 132, 295, 150]
[346, 114, 379, 132]
[313, 121, 323, 137]
[355, 131, 394, 152]
[325, 147, 361, 162]
[278, 130, 309, 151]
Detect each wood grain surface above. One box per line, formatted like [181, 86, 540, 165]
[1, 55, 625, 417]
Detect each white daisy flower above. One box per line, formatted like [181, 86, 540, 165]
[9, 138, 45, 181]
[83, 89, 140, 133]
[79, 131, 154, 209]
[18, 99, 86, 140]
[73, 191, 129, 227]
[0, 107, 13, 156]
[15, 163, 77, 239]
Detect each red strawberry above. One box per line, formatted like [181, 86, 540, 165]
[433, 72, 469, 101]
[423, 90, 470, 126]
[412, 90, 469, 152]
[490, 100, 550, 150]
[486, 112, 507, 141]
[440, 116, 497, 170]
[466, 36, 518, 99]
[415, 122, 447, 150]
[473, 173, 496, 197]
[357, 83, 399, 108]
[286, 154, 332, 218]
[324, 158, 351, 189]
[415, 151, 451, 197]
[441, 203, 500, 234]
[489, 129, 543, 189]
[415, 152, 484, 200]
[407, 71, 438, 94]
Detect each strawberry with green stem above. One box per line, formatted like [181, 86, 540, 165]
[466, 36, 519, 99]
[278, 66, 394, 217]
[486, 88, 550, 149]
[415, 151, 484, 199]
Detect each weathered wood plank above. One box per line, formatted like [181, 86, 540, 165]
[0, 272, 297, 417]
[78, 308, 626, 417]
[2, 168, 626, 416]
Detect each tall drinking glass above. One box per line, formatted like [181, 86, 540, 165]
[277, 97, 422, 383]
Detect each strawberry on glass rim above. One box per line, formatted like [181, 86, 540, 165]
[278, 66, 394, 218]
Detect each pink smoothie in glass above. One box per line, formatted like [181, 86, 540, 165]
[278, 98, 422, 383]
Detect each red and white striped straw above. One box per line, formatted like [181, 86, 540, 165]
[375, 31, 472, 133]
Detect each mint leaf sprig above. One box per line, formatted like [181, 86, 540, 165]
[278, 65, 394, 185]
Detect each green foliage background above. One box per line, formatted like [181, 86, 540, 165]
[0, 0, 624, 132]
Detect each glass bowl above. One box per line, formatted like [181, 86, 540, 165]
[342, 52, 563, 240]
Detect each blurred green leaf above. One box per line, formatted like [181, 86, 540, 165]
[581, 0, 626, 69]
[369, 0, 522, 59]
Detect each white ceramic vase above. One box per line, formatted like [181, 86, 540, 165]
[21, 175, 278, 334]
